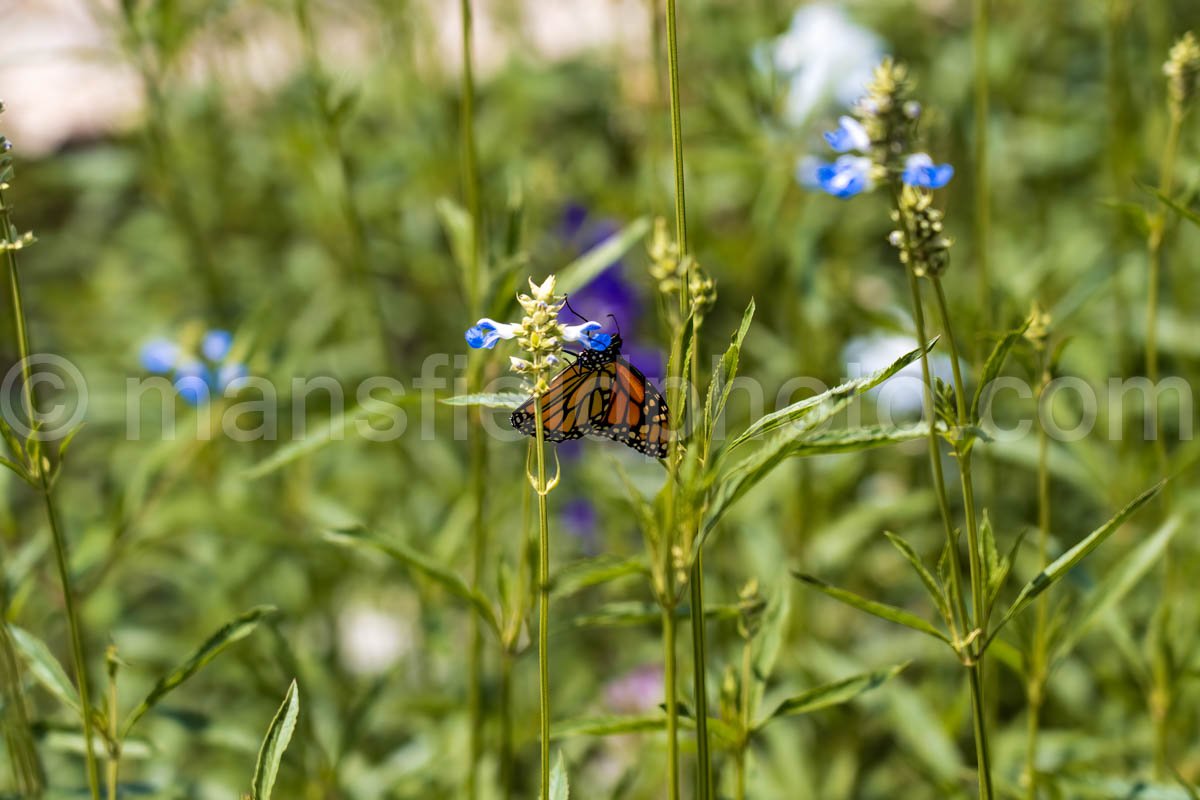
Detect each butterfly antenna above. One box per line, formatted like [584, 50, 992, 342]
[563, 296, 588, 323]
[607, 314, 621, 337]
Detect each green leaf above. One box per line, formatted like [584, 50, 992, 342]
[1152, 188, 1200, 230]
[883, 532, 951, 629]
[702, 425, 927, 547]
[732, 339, 935, 448]
[970, 318, 1032, 424]
[759, 662, 908, 726]
[978, 511, 1001, 599]
[1055, 514, 1182, 660]
[702, 299, 755, 449]
[251, 679, 300, 800]
[122, 606, 275, 736]
[558, 217, 651, 293]
[440, 392, 527, 410]
[793, 572, 950, 644]
[11, 627, 81, 715]
[325, 528, 499, 636]
[989, 481, 1163, 644]
[550, 751, 569, 800]
[551, 714, 667, 739]
[550, 555, 647, 599]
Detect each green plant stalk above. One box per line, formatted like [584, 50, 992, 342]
[893, 186, 989, 800]
[663, 0, 713, 792]
[735, 636, 752, 800]
[106, 660, 119, 800]
[662, 602, 680, 800]
[458, 0, 491, 796]
[929, 277, 994, 800]
[2, 183, 102, 800]
[1147, 104, 1182, 780]
[1146, 106, 1181, 495]
[534, 396, 551, 800]
[973, 0, 991, 336]
[1025, 362, 1051, 800]
[499, 650, 514, 800]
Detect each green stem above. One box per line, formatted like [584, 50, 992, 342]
[689, 553, 713, 799]
[534, 397, 551, 800]
[736, 636, 752, 800]
[1147, 105, 1182, 780]
[459, 1, 490, 795]
[106, 656, 119, 800]
[973, 0, 991, 337]
[662, 603, 680, 800]
[1025, 362, 1051, 799]
[499, 650, 514, 800]
[664, 0, 688, 259]
[2, 176, 101, 800]
[930, 277, 994, 800]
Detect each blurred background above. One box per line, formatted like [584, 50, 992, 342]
[1, 0, 1199, 798]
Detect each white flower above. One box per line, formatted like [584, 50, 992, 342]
[757, 3, 884, 126]
[337, 603, 414, 676]
[843, 332, 954, 416]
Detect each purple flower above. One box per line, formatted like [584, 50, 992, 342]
[605, 665, 664, 713]
[814, 155, 874, 198]
[902, 153, 954, 189]
[561, 498, 599, 554]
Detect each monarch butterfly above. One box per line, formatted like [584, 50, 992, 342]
[510, 334, 669, 458]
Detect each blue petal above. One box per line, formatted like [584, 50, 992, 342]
[582, 332, 613, 351]
[902, 155, 955, 189]
[140, 339, 180, 373]
[815, 157, 872, 199]
[465, 322, 499, 349]
[202, 329, 233, 361]
[929, 164, 955, 188]
[175, 373, 211, 406]
[822, 116, 869, 153]
[217, 362, 248, 390]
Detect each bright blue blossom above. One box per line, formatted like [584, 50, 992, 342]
[823, 115, 870, 153]
[464, 318, 519, 350]
[814, 155, 874, 198]
[140, 328, 247, 406]
[140, 338, 180, 373]
[902, 153, 954, 189]
[202, 329, 233, 361]
[562, 321, 612, 351]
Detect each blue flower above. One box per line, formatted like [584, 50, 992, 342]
[465, 318, 520, 349]
[814, 155, 875, 198]
[823, 115, 870, 153]
[140, 338, 180, 373]
[174, 361, 210, 406]
[217, 362, 248, 390]
[562, 321, 612, 351]
[902, 153, 954, 189]
[202, 329, 233, 361]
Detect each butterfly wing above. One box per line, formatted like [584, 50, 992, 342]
[510, 362, 611, 443]
[586, 358, 670, 458]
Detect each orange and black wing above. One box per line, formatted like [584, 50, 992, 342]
[586, 358, 670, 458]
[510, 363, 612, 443]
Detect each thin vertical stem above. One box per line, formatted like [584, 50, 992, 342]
[106, 651, 119, 800]
[1025, 361, 1051, 800]
[664, 0, 688, 256]
[662, 604, 680, 800]
[2, 176, 101, 800]
[499, 650, 514, 800]
[689, 551, 712, 797]
[973, 0, 991, 336]
[534, 398, 551, 800]
[459, 0, 490, 796]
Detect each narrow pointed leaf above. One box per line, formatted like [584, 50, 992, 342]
[325, 528, 499, 636]
[760, 662, 909, 725]
[251, 680, 300, 800]
[440, 392, 528, 409]
[549, 751, 569, 800]
[970, 318, 1032, 423]
[792, 573, 950, 644]
[883, 532, 951, 627]
[550, 555, 647, 599]
[11, 627, 82, 714]
[990, 481, 1163, 643]
[123, 606, 275, 737]
[558, 217, 651, 292]
[703, 299, 755, 447]
[1153, 189, 1200, 230]
[732, 339, 935, 448]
